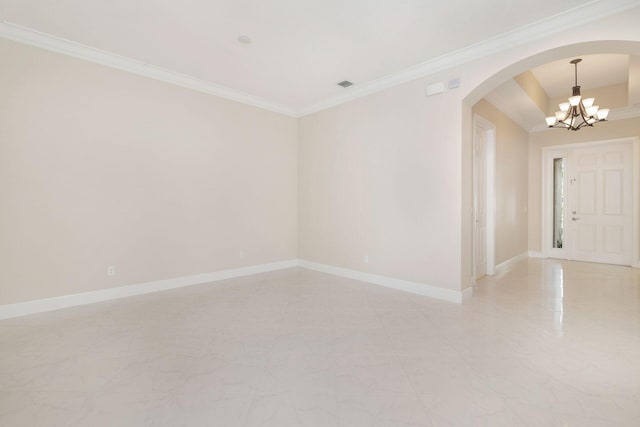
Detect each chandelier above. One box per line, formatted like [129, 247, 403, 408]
[545, 58, 609, 131]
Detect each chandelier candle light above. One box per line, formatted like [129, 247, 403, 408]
[545, 58, 609, 131]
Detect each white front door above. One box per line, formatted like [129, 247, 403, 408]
[570, 143, 633, 265]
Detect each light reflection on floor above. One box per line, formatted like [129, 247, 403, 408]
[0, 258, 639, 426]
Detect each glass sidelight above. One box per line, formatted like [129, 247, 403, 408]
[552, 158, 565, 249]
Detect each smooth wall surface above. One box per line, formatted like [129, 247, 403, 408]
[2, 7, 640, 305]
[548, 83, 629, 113]
[298, 79, 463, 291]
[472, 100, 529, 265]
[528, 117, 640, 253]
[298, 7, 640, 294]
[0, 38, 298, 305]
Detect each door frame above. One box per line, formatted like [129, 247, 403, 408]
[473, 114, 496, 277]
[541, 136, 640, 267]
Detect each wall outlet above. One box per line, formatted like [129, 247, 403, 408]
[364, 255, 369, 264]
[239, 250, 246, 259]
[107, 265, 116, 277]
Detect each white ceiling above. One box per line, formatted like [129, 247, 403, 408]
[532, 54, 630, 97]
[484, 53, 640, 132]
[0, 0, 604, 112]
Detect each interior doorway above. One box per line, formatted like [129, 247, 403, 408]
[473, 114, 496, 278]
[542, 137, 639, 266]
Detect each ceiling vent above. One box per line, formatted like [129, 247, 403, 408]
[337, 80, 353, 88]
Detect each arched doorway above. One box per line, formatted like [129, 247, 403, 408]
[460, 40, 640, 285]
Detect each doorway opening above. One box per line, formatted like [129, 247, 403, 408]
[473, 114, 496, 279]
[462, 40, 640, 285]
[542, 137, 640, 266]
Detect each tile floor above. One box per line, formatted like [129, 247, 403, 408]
[1, 259, 639, 426]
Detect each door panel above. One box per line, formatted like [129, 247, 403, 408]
[577, 171, 596, 214]
[570, 143, 632, 265]
[576, 223, 597, 252]
[603, 225, 623, 254]
[603, 170, 622, 215]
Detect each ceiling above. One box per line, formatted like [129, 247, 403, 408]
[0, 0, 635, 114]
[484, 53, 640, 132]
[532, 54, 629, 97]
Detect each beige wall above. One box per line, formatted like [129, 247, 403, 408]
[0, 39, 298, 305]
[298, 8, 640, 295]
[630, 56, 640, 106]
[298, 78, 463, 290]
[514, 71, 549, 115]
[472, 100, 529, 265]
[548, 83, 629, 113]
[528, 117, 640, 253]
[2, 8, 639, 305]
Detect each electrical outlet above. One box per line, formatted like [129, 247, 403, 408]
[239, 250, 246, 259]
[364, 255, 369, 264]
[107, 265, 116, 277]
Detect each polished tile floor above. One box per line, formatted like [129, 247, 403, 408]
[1, 259, 639, 426]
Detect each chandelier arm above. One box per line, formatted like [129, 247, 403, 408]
[578, 101, 594, 127]
[560, 107, 571, 126]
[579, 101, 589, 120]
[566, 104, 576, 130]
[553, 119, 567, 129]
[557, 121, 567, 130]
[577, 113, 590, 129]
[578, 103, 588, 125]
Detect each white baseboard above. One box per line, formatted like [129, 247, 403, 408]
[494, 252, 529, 272]
[528, 251, 543, 259]
[1, 257, 476, 320]
[461, 286, 474, 302]
[0, 259, 298, 320]
[298, 259, 469, 304]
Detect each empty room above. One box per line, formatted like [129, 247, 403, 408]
[1, 1, 640, 426]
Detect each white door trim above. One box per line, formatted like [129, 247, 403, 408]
[541, 136, 640, 267]
[633, 139, 640, 268]
[473, 114, 496, 276]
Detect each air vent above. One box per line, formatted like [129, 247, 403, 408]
[337, 80, 353, 88]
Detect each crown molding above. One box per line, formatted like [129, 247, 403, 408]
[0, 21, 298, 117]
[298, 0, 640, 116]
[1, 1, 639, 118]
[609, 104, 640, 121]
